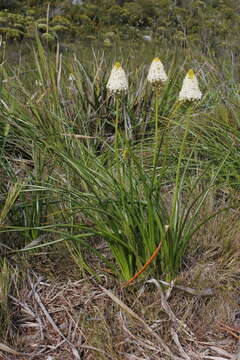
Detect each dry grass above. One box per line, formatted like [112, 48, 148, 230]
[0, 239, 239, 360]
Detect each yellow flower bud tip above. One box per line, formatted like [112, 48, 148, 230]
[114, 62, 122, 69]
[153, 57, 161, 62]
[187, 69, 195, 79]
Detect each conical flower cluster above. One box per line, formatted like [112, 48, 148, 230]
[147, 57, 168, 85]
[179, 69, 202, 101]
[105, 60, 203, 101]
[106, 62, 128, 94]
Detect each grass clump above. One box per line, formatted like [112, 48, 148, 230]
[0, 37, 239, 359]
[0, 38, 238, 281]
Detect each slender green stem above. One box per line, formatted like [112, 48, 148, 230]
[114, 98, 119, 155]
[114, 97, 121, 180]
[169, 101, 182, 122]
[153, 91, 159, 171]
[171, 110, 191, 223]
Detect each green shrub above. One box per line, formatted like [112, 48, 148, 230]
[0, 27, 23, 40]
[104, 5, 128, 25]
[0, 0, 20, 11]
[123, 2, 150, 27]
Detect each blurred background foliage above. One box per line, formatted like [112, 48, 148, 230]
[0, 0, 239, 53]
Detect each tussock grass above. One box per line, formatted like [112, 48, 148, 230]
[0, 38, 239, 358]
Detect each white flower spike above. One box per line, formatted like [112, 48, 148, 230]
[106, 62, 128, 94]
[147, 57, 168, 85]
[179, 69, 202, 102]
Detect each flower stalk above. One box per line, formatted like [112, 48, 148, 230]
[107, 62, 128, 178]
[147, 57, 168, 170]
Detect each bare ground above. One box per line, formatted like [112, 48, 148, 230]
[0, 258, 239, 360]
